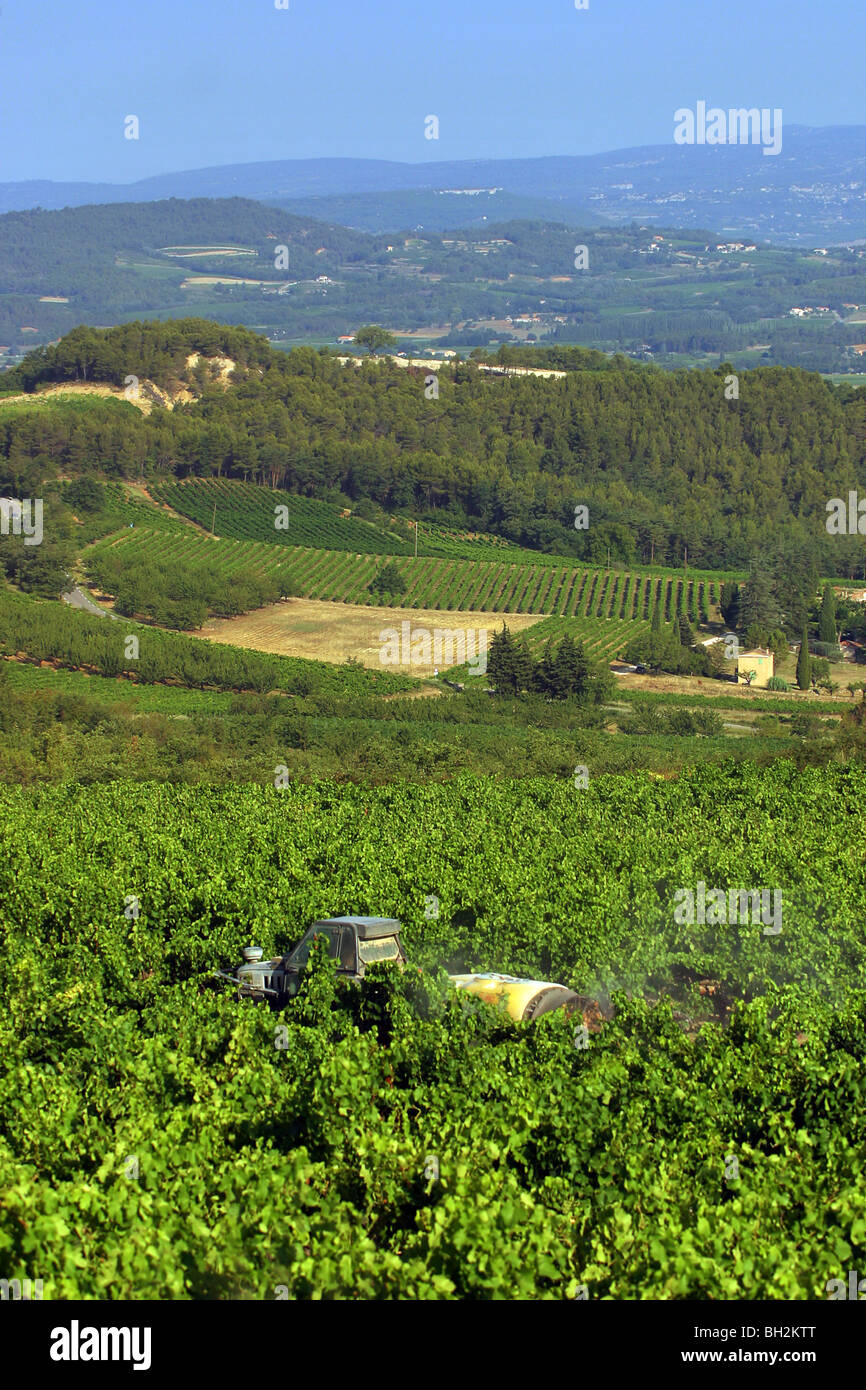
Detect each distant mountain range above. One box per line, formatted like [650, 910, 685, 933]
[5, 126, 866, 244]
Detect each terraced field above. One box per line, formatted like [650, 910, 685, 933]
[518, 615, 652, 663]
[149, 479, 739, 583]
[150, 479, 540, 562]
[89, 526, 722, 623]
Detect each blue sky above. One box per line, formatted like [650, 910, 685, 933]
[1, 0, 863, 182]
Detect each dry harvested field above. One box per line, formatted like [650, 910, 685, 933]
[181, 276, 280, 288]
[613, 668, 853, 702]
[160, 246, 256, 257]
[196, 599, 543, 675]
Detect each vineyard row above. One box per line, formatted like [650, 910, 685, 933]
[95, 529, 721, 622]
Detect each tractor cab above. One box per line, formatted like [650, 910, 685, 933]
[215, 917, 405, 1008]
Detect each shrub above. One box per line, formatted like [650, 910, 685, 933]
[810, 641, 843, 662]
[369, 562, 407, 597]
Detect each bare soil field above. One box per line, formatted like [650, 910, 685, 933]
[181, 276, 279, 288]
[195, 599, 543, 675]
[613, 669, 854, 703]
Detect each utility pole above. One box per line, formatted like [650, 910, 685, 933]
[414, 520, 418, 558]
[212, 500, 217, 536]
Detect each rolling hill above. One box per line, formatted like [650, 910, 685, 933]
[4, 125, 866, 243]
[4, 317, 866, 578]
[5, 197, 866, 373]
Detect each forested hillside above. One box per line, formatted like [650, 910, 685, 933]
[0, 198, 387, 344]
[4, 197, 866, 370]
[4, 320, 866, 573]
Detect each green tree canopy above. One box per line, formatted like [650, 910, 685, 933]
[739, 569, 782, 634]
[354, 326, 397, 356]
[369, 561, 407, 596]
[818, 584, 837, 645]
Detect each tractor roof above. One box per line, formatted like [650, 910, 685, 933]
[312, 917, 403, 940]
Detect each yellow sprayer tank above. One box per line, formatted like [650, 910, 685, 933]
[449, 972, 582, 1022]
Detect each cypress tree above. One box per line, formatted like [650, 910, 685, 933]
[818, 584, 837, 645]
[796, 625, 812, 691]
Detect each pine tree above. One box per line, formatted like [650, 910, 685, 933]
[488, 624, 516, 693]
[773, 547, 819, 634]
[512, 637, 535, 692]
[489, 623, 537, 693]
[572, 639, 591, 696]
[796, 624, 811, 691]
[534, 640, 556, 695]
[818, 584, 837, 645]
[739, 570, 781, 633]
[745, 623, 769, 651]
[552, 633, 580, 697]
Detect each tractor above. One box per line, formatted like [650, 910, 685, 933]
[213, 916, 609, 1029]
